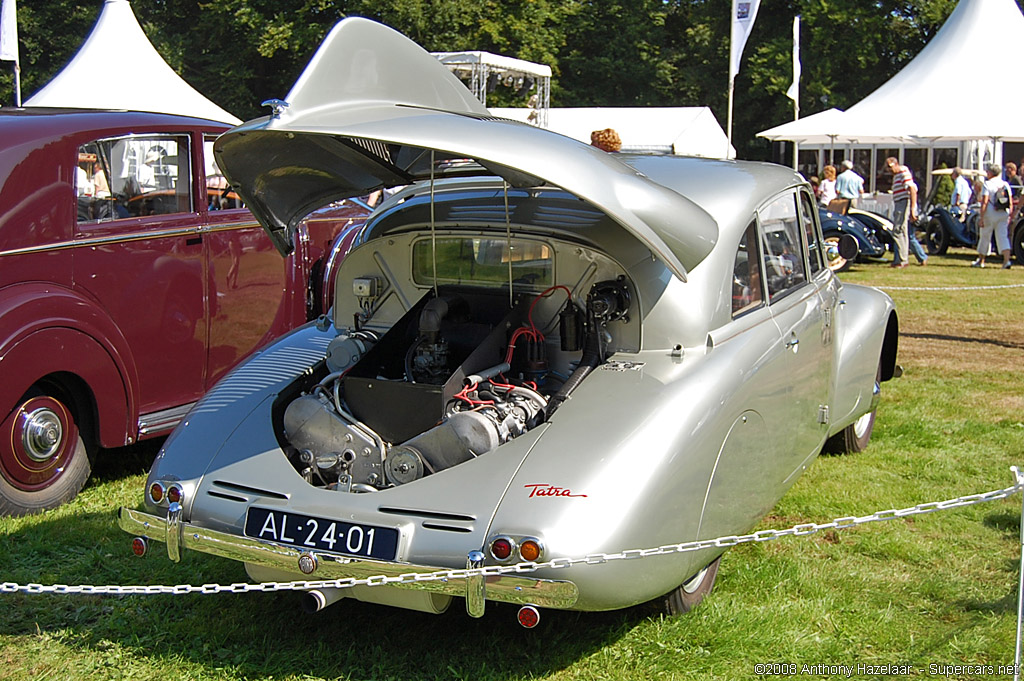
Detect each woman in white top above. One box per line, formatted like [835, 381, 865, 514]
[818, 165, 837, 207]
[975, 163, 1013, 269]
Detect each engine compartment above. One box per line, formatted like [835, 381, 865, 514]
[277, 279, 631, 493]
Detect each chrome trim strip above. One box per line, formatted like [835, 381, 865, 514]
[138, 402, 197, 436]
[0, 221, 261, 258]
[118, 507, 578, 608]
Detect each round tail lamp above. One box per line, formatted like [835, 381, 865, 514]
[519, 538, 542, 562]
[517, 605, 541, 629]
[148, 482, 165, 504]
[166, 484, 183, 504]
[489, 536, 515, 561]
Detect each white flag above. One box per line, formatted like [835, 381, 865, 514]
[729, 0, 761, 81]
[0, 0, 17, 63]
[785, 16, 800, 102]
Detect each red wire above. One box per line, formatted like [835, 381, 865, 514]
[505, 286, 573, 366]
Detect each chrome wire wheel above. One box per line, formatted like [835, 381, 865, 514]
[0, 389, 92, 516]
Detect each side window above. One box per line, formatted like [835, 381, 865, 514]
[758, 192, 807, 302]
[732, 220, 764, 316]
[799, 190, 824, 274]
[76, 134, 192, 223]
[204, 136, 244, 210]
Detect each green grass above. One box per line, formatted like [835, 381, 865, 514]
[1, 252, 1023, 680]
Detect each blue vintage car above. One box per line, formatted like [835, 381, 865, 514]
[818, 207, 887, 270]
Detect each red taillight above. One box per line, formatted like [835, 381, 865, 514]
[149, 482, 164, 503]
[490, 537, 514, 561]
[131, 537, 148, 557]
[517, 605, 541, 628]
[520, 539, 542, 562]
[166, 484, 183, 504]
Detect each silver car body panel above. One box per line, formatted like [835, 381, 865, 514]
[213, 18, 718, 281]
[127, 18, 898, 615]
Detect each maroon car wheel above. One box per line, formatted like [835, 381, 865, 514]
[0, 392, 91, 516]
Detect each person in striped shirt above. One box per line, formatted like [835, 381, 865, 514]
[886, 157, 919, 267]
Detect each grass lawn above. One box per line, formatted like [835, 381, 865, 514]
[1, 251, 1022, 680]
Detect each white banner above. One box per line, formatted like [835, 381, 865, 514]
[729, 0, 761, 81]
[0, 0, 17, 63]
[785, 16, 800, 102]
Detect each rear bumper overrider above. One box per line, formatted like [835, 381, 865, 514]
[118, 506, 579, 614]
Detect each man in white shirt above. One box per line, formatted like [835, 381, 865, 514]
[835, 160, 865, 205]
[950, 168, 972, 221]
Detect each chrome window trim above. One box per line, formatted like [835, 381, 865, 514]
[0, 220, 261, 258]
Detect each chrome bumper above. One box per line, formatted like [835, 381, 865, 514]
[118, 506, 579, 613]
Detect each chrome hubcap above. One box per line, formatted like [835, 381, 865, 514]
[682, 566, 709, 594]
[22, 408, 63, 462]
[853, 411, 873, 439]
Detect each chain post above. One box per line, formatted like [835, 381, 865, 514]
[1013, 465, 1024, 681]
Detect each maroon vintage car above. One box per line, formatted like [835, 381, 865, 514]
[0, 108, 368, 516]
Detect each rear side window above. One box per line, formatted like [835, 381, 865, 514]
[758, 192, 807, 301]
[76, 134, 192, 223]
[732, 220, 764, 316]
[799, 190, 824, 274]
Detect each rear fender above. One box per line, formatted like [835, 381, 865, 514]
[0, 283, 136, 447]
[830, 283, 898, 434]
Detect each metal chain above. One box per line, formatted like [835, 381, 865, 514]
[878, 283, 1024, 291]
[3, 471, 1021, 596]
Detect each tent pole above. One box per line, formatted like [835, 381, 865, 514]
[726, 78, 735, 159]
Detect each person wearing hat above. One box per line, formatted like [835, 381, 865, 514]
[835, 160, 865, 206]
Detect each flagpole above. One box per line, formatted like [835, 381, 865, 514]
[726, 78, 734, 158]
[12, 61, 19, 106]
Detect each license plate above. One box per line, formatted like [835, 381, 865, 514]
[244, 507, 399, 561]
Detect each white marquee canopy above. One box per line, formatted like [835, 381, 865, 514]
[25, 0, 240, 124]
[759, 0, 1024, 145]
[491, 106, 735, 158]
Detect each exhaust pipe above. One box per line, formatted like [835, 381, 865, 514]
[301, 588, 346, 613]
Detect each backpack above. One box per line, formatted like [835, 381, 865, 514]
[994, 185, 1011, 211]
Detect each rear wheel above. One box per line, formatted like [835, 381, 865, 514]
[1013, 220, 1024, 264]
[659, 555, 722, 615]
[823, 409, 875, 454]
[926, 219, 949, 255]
[0, 387, 92, 516]
[824, 361, 881, 455]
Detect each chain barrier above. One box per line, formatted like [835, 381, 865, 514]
[876, 283, 1024, 291]
[3, 469, 1022, 597]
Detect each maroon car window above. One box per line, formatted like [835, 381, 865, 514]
[732, 220, 764, 317]
[77, 135, 192, 223]
[203, 137, 244, 211]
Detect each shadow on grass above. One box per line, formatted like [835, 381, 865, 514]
[89, 436, 167, 484]
[902, 332, 1024, 350]
[0, 508, 649, 680]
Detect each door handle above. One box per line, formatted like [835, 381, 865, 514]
[186, 236, 203, 246]
[785, 337, 799, 349]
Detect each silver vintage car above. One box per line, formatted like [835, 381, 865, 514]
[119, 18, 899, 626]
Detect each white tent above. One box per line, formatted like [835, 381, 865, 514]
[433, 51, 551, 126]
[25, 0, 240, 124]
[758, 0, 1024, 145]
[491, 106, 735, 158]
